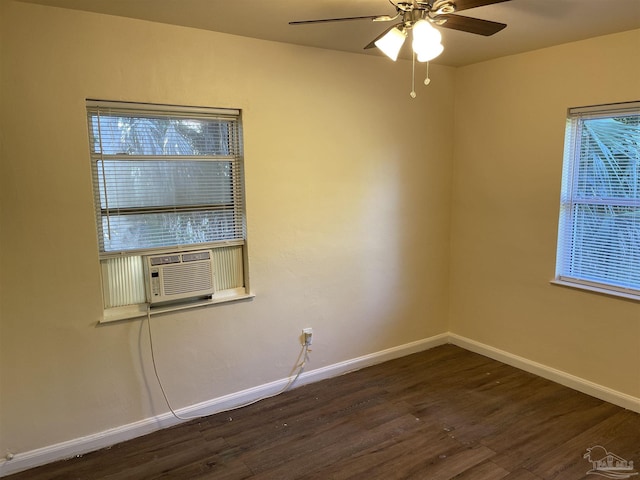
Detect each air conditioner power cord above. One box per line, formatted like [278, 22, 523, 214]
[146, 305, 310, 422]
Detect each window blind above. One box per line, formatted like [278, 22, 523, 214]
[556, 103, 640, 295]
[87, 101, 245, 256]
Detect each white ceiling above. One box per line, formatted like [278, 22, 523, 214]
[17, 0, 640, 66]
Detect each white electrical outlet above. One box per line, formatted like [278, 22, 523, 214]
[302, 327, 313, 346]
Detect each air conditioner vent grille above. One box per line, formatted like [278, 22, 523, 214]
[162, 262, 213, 296]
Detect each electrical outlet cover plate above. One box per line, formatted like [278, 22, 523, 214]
[302, 327, 313, 345]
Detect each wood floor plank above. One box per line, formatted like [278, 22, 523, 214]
[502, 469, 544, 479]
[306, 425, 467, 480]
[249, 415, 430, 479]
[449, 459, 510, 479]
[5, 345, 639, 480]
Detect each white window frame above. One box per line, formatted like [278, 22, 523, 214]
[87, 100, 252, 322]
[553, 101, 640, 301]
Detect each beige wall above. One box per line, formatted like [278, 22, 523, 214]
[0, 1, 453, 455]
[450, 29, 640, 398]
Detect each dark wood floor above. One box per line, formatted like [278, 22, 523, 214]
[6, 345, 640, 479]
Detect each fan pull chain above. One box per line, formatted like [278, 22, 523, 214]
[425, 61, 431, 85]
[410, 51, 417, 98]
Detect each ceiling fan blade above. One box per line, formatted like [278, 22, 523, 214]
[451, 0, 511, 12]
[438, 14, 506, 36]
[289, 15, 386, 25]
[363, 24, 401, 50]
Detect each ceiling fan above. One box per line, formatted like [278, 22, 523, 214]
[290, 0, 511, 96]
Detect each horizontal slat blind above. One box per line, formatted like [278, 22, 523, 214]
[87, 101, 245, 255]
[557, 104, 640, 294]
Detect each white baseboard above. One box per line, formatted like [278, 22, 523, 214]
[0, 333, 449, 478]
[449, 333, 640, 414]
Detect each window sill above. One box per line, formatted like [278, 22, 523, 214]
[550, 279, 640, 303]
[99, 289, 255, 324]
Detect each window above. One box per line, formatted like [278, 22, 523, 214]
[555, 101, 640, 299]
[87, 100, 250, 320]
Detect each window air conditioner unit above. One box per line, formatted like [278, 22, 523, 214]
[144, 250, 215, 304]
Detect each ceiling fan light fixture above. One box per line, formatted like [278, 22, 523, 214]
[412, 19, 444, 62]
[374, 27, 407, 61]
